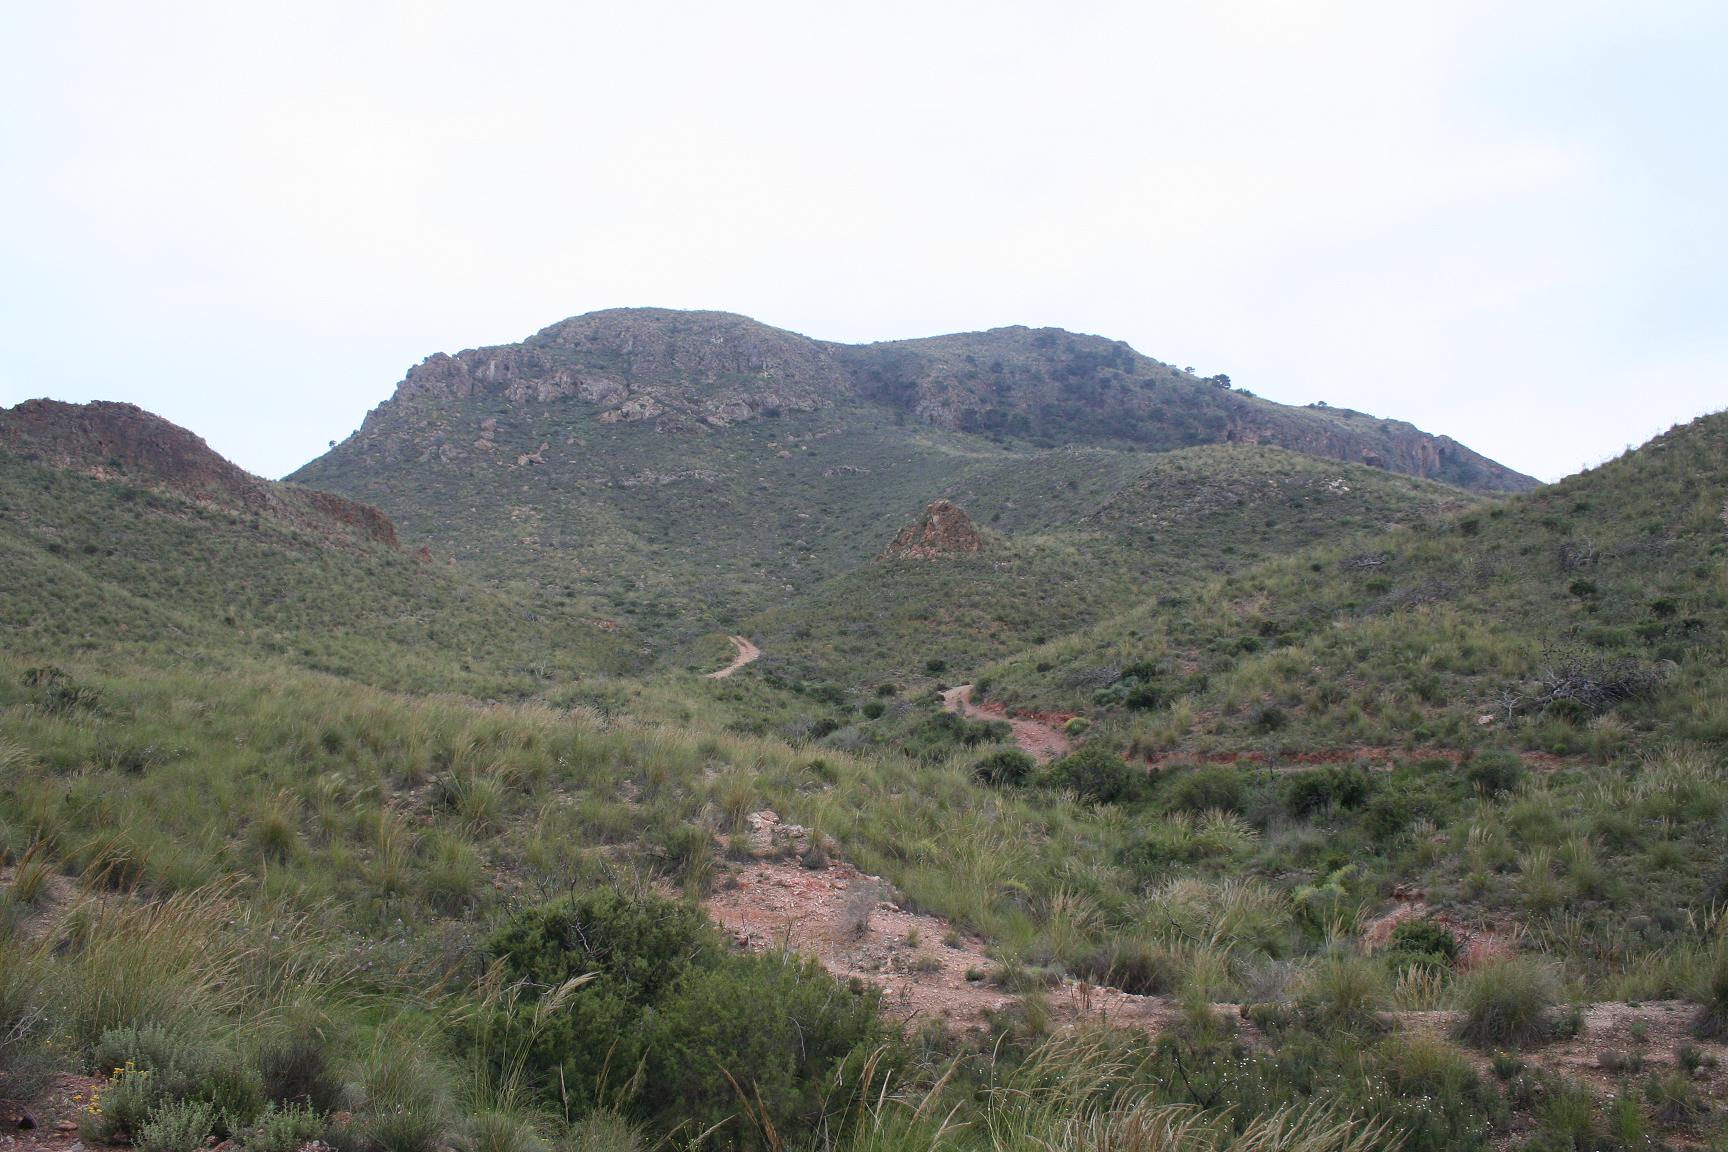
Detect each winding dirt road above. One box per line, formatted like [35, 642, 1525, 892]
[942, 683, 1071, 763]
[705, 635, 762, 679]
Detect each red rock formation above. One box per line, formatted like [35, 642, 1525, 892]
[883, 499, 983, 560]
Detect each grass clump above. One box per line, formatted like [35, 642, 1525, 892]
[1298, 955, 1389, 1033]
[1454, 956, 1562, 1049]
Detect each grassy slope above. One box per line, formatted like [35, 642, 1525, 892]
[979, 412, 1728, 761]
[729, 446, 1473, 704]
[292, 401, 1012, 646]
[10, 409, 1728, 1150]
[0, 452, 635, 695]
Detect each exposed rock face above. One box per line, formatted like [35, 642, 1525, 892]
[1, 399, 264, 506]
[388, 309, 841, 433]
[836, 326, 1538, 492]
[312, 308, 1537, 493]
[0, 399, 400, 549]
[883, 499, 983, 560]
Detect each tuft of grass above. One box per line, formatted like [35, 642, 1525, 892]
[1454, 957, 1561, 1049]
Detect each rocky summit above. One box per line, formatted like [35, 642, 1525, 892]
[317, 307, 1536, 492]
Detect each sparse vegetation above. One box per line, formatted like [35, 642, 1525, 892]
[6, 395, 1728, 1149]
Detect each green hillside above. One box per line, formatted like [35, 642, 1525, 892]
[979, 412, 1728, 762]
[289, 309, 1533, 652]
[0, 435, 633, 696]
[12, 389, 1728, 1152]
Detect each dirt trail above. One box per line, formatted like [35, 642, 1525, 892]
[942, 684, 1071, 763]
[707, 850, 1728, 1118]
[706, 854, 1177, 1036]
[705, 635, 761, 679]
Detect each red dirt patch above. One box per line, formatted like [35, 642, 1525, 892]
[705, 855, 1175, 1036]
[941, 685, 1071, 764]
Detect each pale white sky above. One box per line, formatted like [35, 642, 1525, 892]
[3, 2, 1723, 482]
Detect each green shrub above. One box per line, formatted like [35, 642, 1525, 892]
[135, 1099, 217, 1152]
[1069, 940, 1183, 995]
[1692, 946, 1728, 1039]
[0, 940, 52, 1104]
[355, 1045, 447, 1152]
[254, 1012, 345, 1113]
[87, 1024, 260, 1136]
[561, 1111, 644, 1152]
[1166, 765, 1246, 813]
[480, 892, 718, 1103]
[972, 749, 1035, 788]
[458, 1110, 546, 1152]
[1386, 920, 1459, 966]
[83, 1063, 160, 1144]
[1298, 955, 1388, 1033]
[1645, 1068, 1708, 1123]
[482, 892, 885, 1148]
[1455, 957, 1560, 1048]
[1531, 1078, 1597, 1152]
[1368, 1035, 1506, 1152]
[638, 952, 882, 1147]
[240, 1102, 328, 1152]
[1465, 751, 1524, 797]
[1047, 745, 1137, 805]
[1286, 765, 1374, 817]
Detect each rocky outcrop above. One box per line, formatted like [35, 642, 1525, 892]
[312, 308, 1538, 493]
[1, 399, 266, 507]
[383, 309, 842, 433]
[883, 499, 983, 560]
[0, 399, 401, 549]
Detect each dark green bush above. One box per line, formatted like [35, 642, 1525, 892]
[1465, 750, 1524, 797]
[1286, 765, 1373, 817]
[255, 1011, 346, 1113]
[972, 749, 1035, 788]
[1387, 920, 1459, 966]
[481, 892, 884, 1149]
[481, 891, 719, 1103]
[1070, 941, 1182, 995]
[639, 953, 882, 1146]
[1047, 745, 1137, 804]
[1165, 765, 1246, 813]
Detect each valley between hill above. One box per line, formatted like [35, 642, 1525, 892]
[4, 315, 1728, 1152]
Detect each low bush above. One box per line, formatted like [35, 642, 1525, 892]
[639, 952, 882, 1145]
[1386, 920, 1459, 966]
[134, 1099, 216, 1152]
[1070, 940, 1183, 996]
[1165, 765, 1246, 813]
[1047, 745, 1137, 805]
[1298, 955, 1388, 1033]
[972, 749, 1035, 788]
[1287, 765, 1374, 817]
[1465, 750, 1524, 797]
[1691, 945, 1728, 1039]
[241, 1103, 329, 1152]
[1455, 957, 1561, 1048]
[480, 891, 886, 1149]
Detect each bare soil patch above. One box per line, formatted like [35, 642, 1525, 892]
[941, 685, 1071, 764]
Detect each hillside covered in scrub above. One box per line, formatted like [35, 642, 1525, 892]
[288, 308, 1534, 646]
[6, 375, 1728, 1152]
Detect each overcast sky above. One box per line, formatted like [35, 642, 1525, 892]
[3, 2, 1723, 483]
